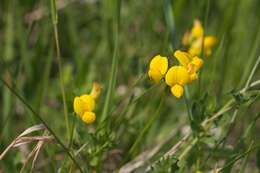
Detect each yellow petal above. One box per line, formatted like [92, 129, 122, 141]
[148, 68, 162, 83]
[165, 67, 178, 86]
[188, 46, 201, 57]
[182, 31, 190, 46]
[148, 55, 168, 83]
[90, 82, 102, 99]
[191, 56, 203, 71]
[188, 38, 202, 56]
[73, 96, 84, 117]
[80, 94, 96, 112]
[165, 66, 190, 86]
[189, 73, 198, 82]
[177, 67, 190, 85]
[149, 55, 168, 75]
[174, 50, 191, 67]
[204, 36, 217, 49]
[171, 84, 184, 98]
[82, 111, 96, 124]
[191, 20, 204, 39]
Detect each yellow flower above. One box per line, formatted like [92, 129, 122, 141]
[191, 20, 204, 39]
[196, 171, 203, 173]
[204, 36, 217, 49]
[73, 82, 101, 124]
[171, 84, 184, 98]
[188, 38, 202, 56]
[165, 66, 190, 98]
[174, 50, 203, 82]
[204, 36, 217, 56]
[148, 55, 168, 83]
[82, 112, 96, 124]
[165, 66, 190, 86]
[73, 95, 95, 117]
[188, 36, 217, 56]
[183, 19, 217, 57]
[189, 56, 204, 72]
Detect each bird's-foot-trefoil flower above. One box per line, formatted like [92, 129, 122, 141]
[73, 82, 101, 124]
[174, 50, 203, 83]
[165, 66, 190, 98]
[191, 19, 204, 39]
[188, 36, 217, 57]
[147, 51, 203, 98]
[164, 50, 203, 98]
[182, 19, 217, 57]
[148, 55, 168, 83]
[203, 36, 217, 56]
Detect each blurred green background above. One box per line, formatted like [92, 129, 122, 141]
[0, 0, 260, 172]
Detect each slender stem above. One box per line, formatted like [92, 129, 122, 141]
[101, 31, 118, 122]
[244, 55, 260, 90]
[100, 0, 121, 122]
[238, 141, 254, 173]
[50, 0, 70, 140]
[201, 100, 235, 126]
[249, 79, 260, 88]
[178, 137, 198, 160]
[69, 115, 76, 148]
[184, 86, 193, 123]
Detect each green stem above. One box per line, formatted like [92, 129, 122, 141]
[49, 0, 70, 140]
[238, 141, 254, 173]
[244, 55, 260, 90]
[100, 0, 121, 122]
[178, 137, 198, 161]
[184, 86, 193, 123]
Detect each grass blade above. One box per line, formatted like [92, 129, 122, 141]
[100, 0, 121, 122]
[49, 0, 70, 140]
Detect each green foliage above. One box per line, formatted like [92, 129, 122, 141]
[148, 156, 179, 173]
[0, 0, 259, 172]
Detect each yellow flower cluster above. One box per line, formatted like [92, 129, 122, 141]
[148, 50, 203, 98]
[73, 83, 101, 124]
[182, 19, 217, 57]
